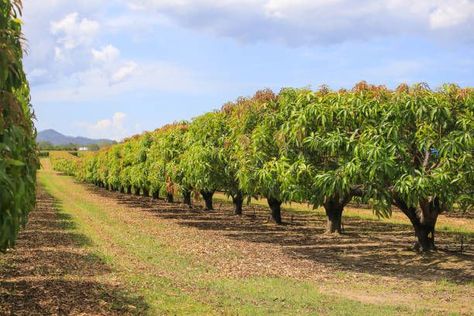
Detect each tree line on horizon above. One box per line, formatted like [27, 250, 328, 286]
[51, 82, 474, 252]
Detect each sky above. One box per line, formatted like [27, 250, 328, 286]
[23, 0, 474, 141]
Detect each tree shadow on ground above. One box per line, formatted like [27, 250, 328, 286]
[0, 187, 149, 316]
[88, 185, 474, 285]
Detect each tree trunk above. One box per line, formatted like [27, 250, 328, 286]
[134, 188, 141, 196]
[201, 190, 215, 210]
[413, 222, 436, 252]
[267, 197, 282, 224]
[232, 191, 244, 215]
[152, 190, 159, 199]
[324, 200, 344, 234]
[394, 196, 440, 252]
[119, 186, 125, 194]
[166, 193, 174, 203]
[143, 188, 149, 197]
[183, 189, 192, 206]
[126, 186, 132, 194]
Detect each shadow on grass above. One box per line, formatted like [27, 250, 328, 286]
[88, 184, 474, 285]
[0, 187, 149, 316]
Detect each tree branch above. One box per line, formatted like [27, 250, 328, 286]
[422, 149, 431, 170]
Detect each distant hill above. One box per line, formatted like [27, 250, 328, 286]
[37, 129, 116, 146]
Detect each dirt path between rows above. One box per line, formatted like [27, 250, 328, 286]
[86, 184, 474, 312]
[2, 163, 474, 314]
[0, 186, 148, 315]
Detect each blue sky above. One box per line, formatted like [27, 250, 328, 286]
[23, 0, 474, 140]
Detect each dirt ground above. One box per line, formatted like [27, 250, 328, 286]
[0, 187, 147, 315]
[1, 168, 473, 314]
[96, 188, 474, 283]
[86, 184, 474, 313]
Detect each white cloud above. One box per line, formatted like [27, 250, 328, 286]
[79, 112, 128, 140]
[128, 0, 474, 45]
[51, 12, 100, 50]
[32, 61, 211, 103]
[111, 61, 138, 82]
[54, 47, 66, 62]
[92, 45, 121, 63]
[429, 1, 474, 29]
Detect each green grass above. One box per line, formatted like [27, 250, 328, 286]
[36, 163, 450, 315]
[204, 277, 429, 316]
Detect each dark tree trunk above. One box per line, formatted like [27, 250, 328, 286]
[324, 200, 344, 234]
[413, 222, 436, 252]
[143, 188, 149, 197]
[134, 188, 141, 196]
[267, 197, 282, 224]
[119, 186, 125, 194]
[183, 189, 192, 206]
[152, 190, 159, 199]
[166, 193, 174, 203]
[201, 190, 215, 210]
[126, 186, 132, 194]
[232, 191, 244, 215]
[394, 196, 440, 252]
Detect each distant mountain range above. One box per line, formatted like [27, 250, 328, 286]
[37, 129, 116, 146]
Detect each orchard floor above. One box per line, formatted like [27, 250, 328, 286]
[0, 160, 472, 315]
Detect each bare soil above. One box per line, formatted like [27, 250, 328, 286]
[84, 183, 473, 313]
[0, 187, 148, 315]
[1, 169, 473, 314]
[93, 187, 474, 284]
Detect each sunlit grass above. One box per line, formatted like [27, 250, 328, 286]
[36, 162, 444, 315]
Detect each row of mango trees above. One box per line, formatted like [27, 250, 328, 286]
[0, 0, 38, 252]
[52, 83, 474, 252]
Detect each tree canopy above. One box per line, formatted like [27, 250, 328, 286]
[55, 82, 474, 252]
[0, 0, 38, 251]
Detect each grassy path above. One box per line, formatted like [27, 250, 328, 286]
[3, 159, 471, 314]
[0, 185, 147, 315]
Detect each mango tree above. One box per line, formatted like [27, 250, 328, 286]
[130, 133, 153, 196]
[119, 140, 136, 194]
[157, 123, 189, 203]
[180, 111, 241, 211]
[370, 84, 474, 251]
[147, 130, 166, 199]
[281, 84, 388, 233]
[50, 151, 80, 176]
[231, 90, 290, 224]
[0, 0, 38, 251]
[107, 144, 123, 192]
